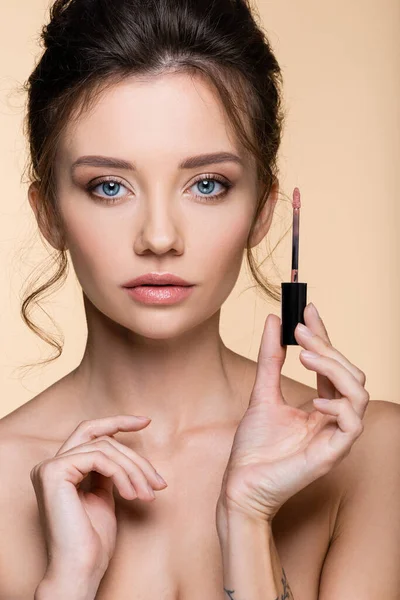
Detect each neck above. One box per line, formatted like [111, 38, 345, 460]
[69, 296, 251, 447]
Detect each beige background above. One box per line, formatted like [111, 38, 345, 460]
[1, 0, 399, 418]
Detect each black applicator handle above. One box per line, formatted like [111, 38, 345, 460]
[281, 282, 307, 346]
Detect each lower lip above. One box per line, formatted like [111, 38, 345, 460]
[124, 285, 195, 305]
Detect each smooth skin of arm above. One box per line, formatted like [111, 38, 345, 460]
[318, 400, 400, 598]
[34, 572, 99, 600]
[218, 510, 295, 599]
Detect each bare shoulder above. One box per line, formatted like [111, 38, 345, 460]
[0, 404, 59, 594]
[0, 403, 55, 490]
[311, 399, 400, 541]
[0, 375, 81, 491]
[316, 401, 400, 593]
[0, 409, 47, 545]
[328, 398, 400, 485]
[0, 369, 86, 444]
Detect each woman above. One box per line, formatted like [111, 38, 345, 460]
[0, 0, 399, 598]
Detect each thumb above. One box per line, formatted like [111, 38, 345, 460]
[251, 314, 287, 404]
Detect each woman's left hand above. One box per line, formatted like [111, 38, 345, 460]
[217, 303, 370, 524]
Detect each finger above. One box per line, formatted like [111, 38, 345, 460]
[60, 441, 157, 500]
[312, 397, 364, 459]
[97, 435, 167, 488]
[306, 303, 333, 344]
[295, 305, 367, 389]
[35, 450, 138, 502]
[298, 303, 336, 398]
[55, 415, 152, 455]
[300, 353, 370, 418]
[251, 313, 287, 404]
[59, 435, 167, 493]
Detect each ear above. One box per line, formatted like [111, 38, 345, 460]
[28, 181, 64, 251]
[248, 178, 279, 249]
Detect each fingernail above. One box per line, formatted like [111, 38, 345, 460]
[155, 472, 167, 485]
[309, 303, 320, 318]
[136, 416, 151, 421]
[297, 323, 313, 337]
[301, 350, 319, 359]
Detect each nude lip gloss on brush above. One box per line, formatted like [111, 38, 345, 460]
[281, 187, 307, 346]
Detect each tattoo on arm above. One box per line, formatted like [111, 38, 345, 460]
[223, 567, 294, 600]
[275, 567, 294, 599]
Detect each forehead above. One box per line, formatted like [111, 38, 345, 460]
[59, 71, 253, 171]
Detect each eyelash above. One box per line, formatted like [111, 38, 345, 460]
[85, 174, 233, 205]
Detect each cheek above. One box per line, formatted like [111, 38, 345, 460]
[206, 219, 248, 270]
[62, 205, 127, 290]
[192, 207, 252, 296]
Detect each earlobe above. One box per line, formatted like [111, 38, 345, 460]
[248, 179, 279, 249]
[28, 181, 64, 251]
[28, 181, 39, 220]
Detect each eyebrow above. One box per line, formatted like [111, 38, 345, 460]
[70, 151, 244, 174]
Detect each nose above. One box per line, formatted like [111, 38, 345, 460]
[134, 194, 184, 256]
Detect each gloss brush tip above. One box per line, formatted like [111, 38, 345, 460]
[292, 187, 301, 209]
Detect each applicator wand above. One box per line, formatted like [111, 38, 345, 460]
[281, 187, 307, 346]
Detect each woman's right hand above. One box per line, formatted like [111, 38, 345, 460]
[30, 414, 168, 583]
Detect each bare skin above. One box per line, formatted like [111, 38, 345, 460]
[0, 357, 348, 600]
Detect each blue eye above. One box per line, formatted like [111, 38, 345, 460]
[86, 174, 233, 205]
[99, 181, 122, 197]
[87, 179, 128, 203]
[189, 176, 232, 202]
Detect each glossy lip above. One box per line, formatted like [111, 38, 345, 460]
[124, 285, 194, 305]
[122, 272, 193, 287]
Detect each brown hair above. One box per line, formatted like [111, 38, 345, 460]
[19, 0, 290, 370]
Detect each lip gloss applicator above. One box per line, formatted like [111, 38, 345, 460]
[281, 186, 307, 346]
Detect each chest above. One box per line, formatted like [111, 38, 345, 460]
[2, 452, 337, 600]
[95, 492, 330, 600]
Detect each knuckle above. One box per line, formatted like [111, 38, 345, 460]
[356, 368, 367, 386]
[91, 449, 122, 473]
[96, 434, 113, 443]
[356, 422, 365, 436]
[139, 455, 154, 470]
[80, 420, 96, 436]
[263, 355, 283, 365]
[33, 459, 54, 481]
[126, 465, 140, 480]
[359, 389, 370, 404]
[29, 464, 39, 482]
[319, 337, 331, 350]
[94, 439, 114, 451]
[91, 449, 105, 460]
[36, 459, 50, 475]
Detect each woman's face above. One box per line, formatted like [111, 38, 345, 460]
[32, 72, 275, 339]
